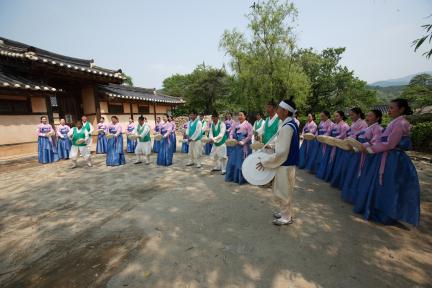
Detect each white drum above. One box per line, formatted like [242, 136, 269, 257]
[242, 151, 276, 186]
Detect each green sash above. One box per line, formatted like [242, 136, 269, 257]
[137, 124, 151, 142]
[188, 119, 202, 141]
[72, 127, 86, 146]
[212, 121, 227, 147]
[262, 116, 279, 144]
[83, 122, 91, 134]
[201, 120, 207, 135]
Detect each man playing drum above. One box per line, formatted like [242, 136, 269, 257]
[256, 98, 300, 226]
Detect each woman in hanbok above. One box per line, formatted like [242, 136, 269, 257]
[304, 111, 333, 172]
[153, 117, 162, 153]
[168, 116, 177, 153]
[353, 99, 420, 226]
[96, 117, 108, 154]
[56, 118, 71, 160]
[225, 111, 253, 185]
[106, 116, 126, 166]
[157, 115, 173, 166]
[181, 122, 189, 153]
[36, 116, 58, 164]
[340, 109, 383, 204]
[126, 118, 137, 153]
[224, 113, 235, 158]
[330, 108, 368, 188]
[298, 113, 317, 169]
[316, 111, 349, 181]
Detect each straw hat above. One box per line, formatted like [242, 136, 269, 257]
[333, 138, 353, 151]
[345, 138, 365, 152]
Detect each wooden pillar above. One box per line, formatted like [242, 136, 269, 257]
[153, 102, 157, 122]
[45, 95, 54, 126]
[94, 87, 101, 121]
[130, 103, 133, 119]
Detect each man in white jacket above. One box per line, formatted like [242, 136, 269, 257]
[256, 98, 300, 226]
[209, 112, 227, 175]
[186, 110, 203, 168]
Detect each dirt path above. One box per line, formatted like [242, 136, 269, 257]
[0, 152, 431, 288]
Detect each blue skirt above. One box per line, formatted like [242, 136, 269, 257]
[181, 141, 189, 153]
[329, 149, 351, 188]
[204, 143, 213, 155]
[38, 136, 58, 164]
[157, 137, 173, 166]
[340, 152, 363, 204]
[304, 140, 321, 172]
[127, 137, 137, 153]
[315, 145, 333, 180]
[298, 139, 313, 169]
[96, 134, 108, 154]
[170, 133, 177, 153]
[57, 137, 71, 160]
[106, 135, 126, 166]
[225, 144, 251, 185]
[153, 139, 161, 153]
[355, 150, 420, 226]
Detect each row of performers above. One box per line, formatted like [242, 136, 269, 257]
[297, 99, 420, 226]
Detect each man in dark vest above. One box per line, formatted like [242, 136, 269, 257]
[257, 98, 299, 226]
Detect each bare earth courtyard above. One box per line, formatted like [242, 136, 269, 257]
[0, 152, 431, 288]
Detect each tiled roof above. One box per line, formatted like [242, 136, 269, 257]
[0, 68, 57, 92]
[0, 37, 124, 80]
[98, 84, 185, 104]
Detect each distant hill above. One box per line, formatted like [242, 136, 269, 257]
[367, 85, 405, 103]
[370, 71, 432, 87]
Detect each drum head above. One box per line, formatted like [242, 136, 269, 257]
[226, 139, 238, 147]
[76, 138, 86, 144]
[303, 133, 315, 141]
[346, 138, 364, 151]
[154, 134, 163, 141]
[242, 152, 276, 186]
[251, 142, 264, 150]
[334, 138, 353, 151]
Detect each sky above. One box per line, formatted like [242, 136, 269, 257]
[0, 0, 431, 88]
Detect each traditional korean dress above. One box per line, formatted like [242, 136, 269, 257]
[169, 121, 177, 153]
[181, 122, 189, 153]
[157, 122, 173, 166]
[225, 120, 253, 185]
[126, 122, 137, 153]
[203, 120, 213, 155]
[340, 123, 382, 204]
[329, 119, 367, 188]
[298, 120, 317, 169]
[252, 118, 264, 145]
[82, 121, 93, 147]
[134, 122, 152, 164]
[316, 121, 350, 181]
[258, 115, 280, 145]
[225, 119, 235, 157]
[209, 120, 228, 173]
[186, 118, 203, 167]
[37, 123, 59, 164]
[153, 121, 162, 153]
[96, 122, 108, 154]
[106, 123, 126, 166]
[353, 116, 420, 226]
[56, 124, 71, 160]
[304, 119, 333, 172]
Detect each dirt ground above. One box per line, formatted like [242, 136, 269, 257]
[0, 148, 431, 288]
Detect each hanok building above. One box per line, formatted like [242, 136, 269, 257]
[0, 37, 183, 146]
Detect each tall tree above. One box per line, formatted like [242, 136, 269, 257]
[401, 73, 432, 109]
[413, 23, 432, 59]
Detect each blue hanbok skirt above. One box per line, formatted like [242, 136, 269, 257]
[38, 136, 59, 164]
[204, 143, 213, 155]
[106, 135, 126, 166]
[315, 145, 334, 181]
[329, 149, 351, 188]
[170, 133, 177, 153]
[340, 152, 363, 204]
[57, 137, 71, 160]
[96, 133, 108, 154]
[298, 139, 314, 169]
[153, 139, 161, 153]
[354, 150, 420, 226]
[157, 136, 173, 166]
[304, 140, 322, 173]
[225, 144, 251, 185]
[127, 137, 137, 153]
[181, 140, 189, 153]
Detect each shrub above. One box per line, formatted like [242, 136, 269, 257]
[411, 121, 432, 152]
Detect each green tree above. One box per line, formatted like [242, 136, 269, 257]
[401, 73, 432, 109]
[413, 23, 432, 59]
[220, 0, 310, 112]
